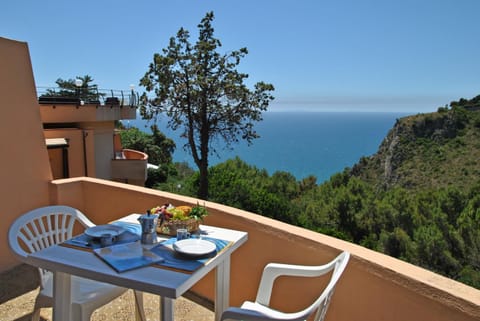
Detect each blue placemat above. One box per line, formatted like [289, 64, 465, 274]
[150, 237, 231, 273]
[63, 230, 140, 250]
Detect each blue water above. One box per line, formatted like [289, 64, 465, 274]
[124, 111, 408, 183]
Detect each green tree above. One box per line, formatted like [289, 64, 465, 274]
[268, 171, 300, 201]
[457, 193, 480, 277]
[120, 125, 176, 187]
[119, 125, 175, 166]
[204, 158, 296, 223]
[414, 225, 460, 275]
[139, 12, 275, 199]
[299, 175, 317, 193]
[42, 75, 102, 103]
[379, 227, 415, 261]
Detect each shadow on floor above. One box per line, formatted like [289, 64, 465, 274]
[0, 264, 45, 320]
[0, 264, 38, 305]
[14, 315, 42, 321]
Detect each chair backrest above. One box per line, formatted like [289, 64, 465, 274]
[8, 205, 94, 261]
[255, 251, 350, 321]
[312, 251, 350, 321]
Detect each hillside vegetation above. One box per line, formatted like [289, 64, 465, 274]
[189, 99, 480, 287]
[124, 95, 480, 289]
[352, 98, 480, 191]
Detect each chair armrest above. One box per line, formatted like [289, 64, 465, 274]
[221, 307, 278, 321]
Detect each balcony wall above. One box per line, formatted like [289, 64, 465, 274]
[111, 149, 148, 186]
[39, 103, 136, 123]
[49, 177, 480, 321]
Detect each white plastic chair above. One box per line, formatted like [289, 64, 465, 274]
[221, 251, 350, 321]
[8, 205, 146, 321]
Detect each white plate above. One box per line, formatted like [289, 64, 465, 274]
[173, 239, 216, 256]
[84, 225, 126, 238]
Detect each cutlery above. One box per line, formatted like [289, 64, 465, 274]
[70, 239, 91, 247]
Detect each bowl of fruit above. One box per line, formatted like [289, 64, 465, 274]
[152, 203, 208, 236]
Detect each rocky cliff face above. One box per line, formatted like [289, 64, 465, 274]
[355, 118, 411, 189]
[351, 107, 480, 191]
[380, 122, 402, 187]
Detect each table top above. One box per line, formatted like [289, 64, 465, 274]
[26, 214, 248, 298]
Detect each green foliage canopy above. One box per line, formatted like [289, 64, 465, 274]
[119, 125, 175, 166]
[119, 125, 176, 187]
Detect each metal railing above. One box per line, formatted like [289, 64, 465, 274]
[36, 86, 140, 108]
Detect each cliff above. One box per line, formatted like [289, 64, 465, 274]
[351, 100, 480, 191]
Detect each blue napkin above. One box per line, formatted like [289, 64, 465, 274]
[150, 237, 231, 273]
[110, 221, 143, 235]
[93, 241, 164, 273]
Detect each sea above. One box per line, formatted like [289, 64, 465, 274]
[123, 111, 409, 183]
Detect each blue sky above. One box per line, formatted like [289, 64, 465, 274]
[1, 0, 479, 112]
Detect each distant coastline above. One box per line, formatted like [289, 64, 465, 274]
[124, 111, 409, 182]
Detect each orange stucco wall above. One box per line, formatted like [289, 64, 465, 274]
[40, 103, 136, 123]
[42, 116, 119, 181]
[0, 37, 52, 270]
[44, 128, 87, 177]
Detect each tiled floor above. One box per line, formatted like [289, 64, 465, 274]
[0, 264, 214, 321]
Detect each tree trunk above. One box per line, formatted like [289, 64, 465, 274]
[197, 161, 209, 200]
[197, 99, 210, 200]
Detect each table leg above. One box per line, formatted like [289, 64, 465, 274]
[160, 296, 174, 321]
[134, 290, 146, 321]
[215, 254, 231, 321]
[53, 271, 72, 321]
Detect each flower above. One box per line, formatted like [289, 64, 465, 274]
[151, 203, 208, 222]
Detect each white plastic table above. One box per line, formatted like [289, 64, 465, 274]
[25, 214, 248, 321]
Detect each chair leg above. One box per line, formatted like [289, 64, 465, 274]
[30, 308, 41, 321]
[134, 290, 146, 321]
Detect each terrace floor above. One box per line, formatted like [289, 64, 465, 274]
[0, 264, 214, 321]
